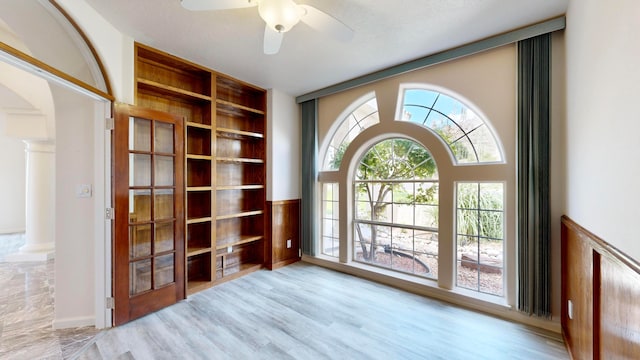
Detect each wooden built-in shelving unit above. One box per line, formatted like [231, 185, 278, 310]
[134, 43, 267, 295]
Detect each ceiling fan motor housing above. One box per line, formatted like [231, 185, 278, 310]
[258, 0, 303, 33]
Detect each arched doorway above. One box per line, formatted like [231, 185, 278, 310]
[0, 0, 113, 330]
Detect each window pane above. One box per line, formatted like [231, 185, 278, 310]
[450, 136, 476, 163]
[457, 209, 478, 236]
[456, 182, 504, 296]
[392, 204, 414, 226]
[353, 138, 439, 280]
[321, 183, 340, 258]
[399, 88, 503, 164]
[479, 183, 504, 210]
[469, 125, 501, 163]
[322, 96, 379, 171]
[415, 204, 438, 228]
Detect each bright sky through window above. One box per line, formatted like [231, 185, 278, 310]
[401, 89, 503, 164]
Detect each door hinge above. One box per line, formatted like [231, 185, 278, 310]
[105, 207, 114, 220]
[299, 249, 302, 257]
[105, 117, 114, 131]
[106, 297, 114, 309]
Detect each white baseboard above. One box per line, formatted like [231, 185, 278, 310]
[0, 228, 25, 235]
[53, 315, 95, 329]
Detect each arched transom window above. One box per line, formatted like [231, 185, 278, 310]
[399, 88, 503, 164]
[322, 96, 379, 170]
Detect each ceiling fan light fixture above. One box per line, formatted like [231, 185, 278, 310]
[258, 0, 303, 33]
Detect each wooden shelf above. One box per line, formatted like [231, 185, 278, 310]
[136, 43, 266, 297]
[187, 121, 212, 130]
[186, 217, 212, 224]
[216, 185, 264, 191]
[216, 235, 263, 250]
[187, 247, 212, 257]
[187, 186, 212, 192]
[217, 127, 264, 139]
[216, 99, 264, 115]
[137, 78, 212, 102]
[217, 157, 264, 164]
[216, 210, 263, 221]
[186, 154, 212, 161]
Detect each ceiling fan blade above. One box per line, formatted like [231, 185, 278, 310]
[180, 0, 257, 11]
[264, 24, 284, 55]
[299, 5, 354, 42]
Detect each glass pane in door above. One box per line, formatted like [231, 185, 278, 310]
[154, 254, 175, 288]
[154, 189, 174, 220]
[130, 259, 152, 295]
[129, 154, 151, 187]
[129, 117, 151, 151]
[155, 122, 174, 154]
[154, 156, 174, 186]
[129, 189, 151, 223]
[155, 222, 175, 253]
[129, 224, 152, 259]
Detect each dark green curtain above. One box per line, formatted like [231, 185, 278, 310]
[301, 99, 318, 256]
[517, 33, 551, 317]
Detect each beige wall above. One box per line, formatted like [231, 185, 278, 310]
[565, 0, 640, 262]
[267, 89, 301, 201]
[53, 84, 97, 326]
[0, 133, 25, 233]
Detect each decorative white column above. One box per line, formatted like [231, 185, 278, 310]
[6, 141, 55, 261]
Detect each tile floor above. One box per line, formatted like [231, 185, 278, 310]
[0, 233, 100, 359]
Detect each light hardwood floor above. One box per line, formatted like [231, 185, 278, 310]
[78, 262, 569, 360]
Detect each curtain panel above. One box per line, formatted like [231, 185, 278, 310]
[301, 99, 318, 256]
[516, 33, 551, 317]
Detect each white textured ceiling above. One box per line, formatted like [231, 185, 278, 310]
[83, 0, 567, 96]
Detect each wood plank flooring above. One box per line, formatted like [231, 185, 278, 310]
[79, 262, 569, 359]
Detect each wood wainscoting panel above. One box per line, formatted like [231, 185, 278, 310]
[266, 200, 301, 269]
[561, 218, 594, 359]
[599, 250, 640, 358]
[561, 216, 640, 359]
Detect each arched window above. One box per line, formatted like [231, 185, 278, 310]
[353, 138, 439, 279]
[322, 95, 379, 170]
[399, 88, 503, 164]
[317, 84, 509, 300]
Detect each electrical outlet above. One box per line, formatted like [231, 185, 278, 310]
[286, 239, 292, 248]
[568, 300, 574, 320]
[227, 246, 232, 254]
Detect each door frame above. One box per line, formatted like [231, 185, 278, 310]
[95, 100, 112, 329]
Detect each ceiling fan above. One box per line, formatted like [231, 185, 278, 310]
[180, 0, 354, 54]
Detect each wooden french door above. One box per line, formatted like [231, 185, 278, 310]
[113, 104, 185, 326]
